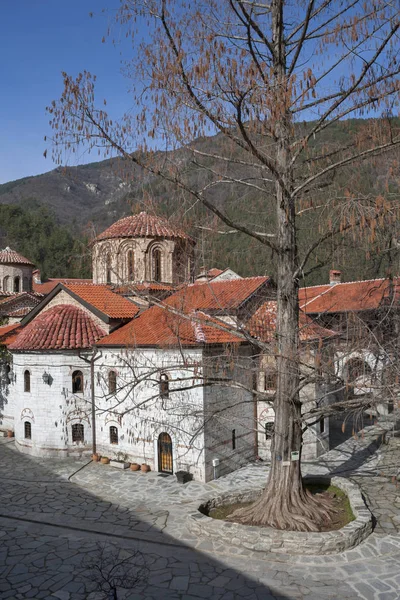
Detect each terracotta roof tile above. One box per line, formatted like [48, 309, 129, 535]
[299, 278, 400, 314]
[247, 301, 336, 342]
[0, 247, 34, 266]
[165, 276, 270, 314]
[0, 323, 23, 345]
[32, 278, 92, 295]
[63, 283, 139, 319]
[95, 212, 193, 242]
[97, 306, 242, 347]
[10, 305, 106, 350]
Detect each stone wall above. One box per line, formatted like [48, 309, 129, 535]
[0, 264, 33, 293]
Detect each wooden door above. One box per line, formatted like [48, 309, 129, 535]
[158, 432, 173, 473]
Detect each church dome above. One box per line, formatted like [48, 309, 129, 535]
[95, 211, 192, 242]
[0, 247, 35, 266]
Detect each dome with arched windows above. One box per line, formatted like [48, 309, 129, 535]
[0, 247, 35, 294]
[92, 211, 195, 286]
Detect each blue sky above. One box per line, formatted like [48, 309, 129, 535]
[0, 0, 130, 183]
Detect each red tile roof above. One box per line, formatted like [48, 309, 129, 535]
[247, 301, 336, 342]
[299, 278, 400, 314]
[208, 268, 224, 278]
[0, 248, 34, 266]
[97, 305, 243, 347]
[33, 278, 92, 295]
[10, 305, 106, 350]
[165, 277, 270, 314]
[63, 283, 140, 319]
[95, 212, 193, 242]
[0, 323, 22, 346]
[114, 282, 176, 294]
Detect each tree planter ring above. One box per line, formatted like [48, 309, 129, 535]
[187, 476, 372, 555]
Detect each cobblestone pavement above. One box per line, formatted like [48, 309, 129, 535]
[0, 419, 400, 599]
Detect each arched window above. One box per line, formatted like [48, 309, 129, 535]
[127, 250, 135, 281]
[24, 421, 32, 440]
[152, 248, 162, 282]
[13, 276, 20, 293]
[106, 253, 112, 284]
[345, 358, 371, 383]
[160, 373, 169, 399]
[24, 370, 30, 393]
[5, 364, 11, 385]
[72, 370, 83, 393]
[108, 371, 117, 394]
[71, 423, 84, 443]
[3, 276, 9, 292]
[109, 426, 118, 445]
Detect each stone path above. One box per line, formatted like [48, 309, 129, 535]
[0, 419, 400, 599]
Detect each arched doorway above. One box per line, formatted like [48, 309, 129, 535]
[158, 432, 173, 474]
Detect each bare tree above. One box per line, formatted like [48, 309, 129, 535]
[48, 0, 400, 530]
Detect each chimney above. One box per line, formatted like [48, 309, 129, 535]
[329, 269, 341, 286]
[33, 269, 41, 284]
[195, 266, 208, 283]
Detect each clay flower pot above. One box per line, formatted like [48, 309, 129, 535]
[92, 453, 100, 462]
[7, 430, 14, 438]
[100, 457, 110, 464]
[130, 463, 140, 471]
[141, 463, 151, 473]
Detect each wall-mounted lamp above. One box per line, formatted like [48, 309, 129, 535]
[42, 372, 52, 385]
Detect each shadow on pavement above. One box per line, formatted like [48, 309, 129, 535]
[0, 441, 299, 600]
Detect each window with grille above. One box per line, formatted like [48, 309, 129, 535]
[108, 371, 117, 394]
[24, 421, 31, 440]
[264, 370, 277, 392]
[160, 373, 169, 399]
[24, 370, 30, 393]
[265, 422, 274, 439]
[72, 370, 83, 393]
[72, 423, 84, 443]
[109, 426, 118, 445]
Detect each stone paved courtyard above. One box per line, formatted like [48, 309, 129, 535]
[1, 419, 400, 599]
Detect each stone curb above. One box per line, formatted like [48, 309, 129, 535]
[187, 476, 372, 555]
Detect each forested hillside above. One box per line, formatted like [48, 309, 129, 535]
[1, 119, 399, 284]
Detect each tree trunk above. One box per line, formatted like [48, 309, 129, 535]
[230, 0, 333, 531]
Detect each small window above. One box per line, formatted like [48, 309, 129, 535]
[72, 423, 84, 443]
[127, 250, 135, 281]
[24, 370, 30, 393]
[24, 421, 32, 440]
[14, 276, 20, 293]
[160, 373, 169, 399]
[232, 429, 236, 450]
[72, 370, 83, 393]
[264, 370, 277, 391]
[109, 426, 118, 445]
[5, 364, 11, 385]
[319, 418, 325, 434]
[265, 422, 274, 439]
[108, 371, 117, 394]
[106, 253, 112, 284]
[152, 248, 162, 282]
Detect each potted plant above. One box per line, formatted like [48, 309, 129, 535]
[141, 463, 151, 473]
[100, 456, 110, 464]
[130, 462, 140, 471]
[7, 430, 14, 438]
[92, 453, 100, 462]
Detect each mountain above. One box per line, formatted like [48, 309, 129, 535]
[0, 120, 399, 284]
